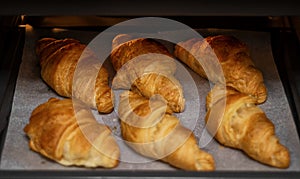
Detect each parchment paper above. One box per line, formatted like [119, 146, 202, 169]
[1, 26, 300, 172]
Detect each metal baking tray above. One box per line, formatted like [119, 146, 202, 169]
[0, 23, 300, 177]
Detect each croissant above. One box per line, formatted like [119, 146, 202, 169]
[111, 34, 185, 113]
[205, 85, 290, 168]
[174, 35, 267, 104]
[23, 98, 120, 168]
[118, 90, 215, 171]
[36, 38, 114, 113]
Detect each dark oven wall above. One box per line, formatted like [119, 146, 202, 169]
[0, 0, 300, 16]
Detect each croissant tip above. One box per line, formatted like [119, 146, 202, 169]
[272, 147, 291, 169]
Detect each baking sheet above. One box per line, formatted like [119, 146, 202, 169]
[1, 26, 300, 172]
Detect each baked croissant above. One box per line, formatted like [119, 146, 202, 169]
[205, 85, 290, 168]
[36, 38, 114, 113]
[111, 34, 185, 113]
[174, 35, 267, 104]
[118, 90, 215, 171]
[23, 98, 120, 168]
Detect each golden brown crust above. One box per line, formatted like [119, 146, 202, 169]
[130, 73, 185, 113]
[111, 35, 173, 71]
[174, 38, 206, 77]
[111, 34, 185, 112]
[95, 67, 115, 113]
[118, 91, 215, 171]
[205, 85, 290, 168]
[36, 38, 114, 113]
[36, 38, 57, 57]
[204, 35, 250, 63]
[37, 38, 80, 67]
[24, 98, 120, 168]
[174, 35, 267, 104]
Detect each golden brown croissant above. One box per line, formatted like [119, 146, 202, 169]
[205, 85, 290, 168]
[23, 98, 120, 168]
[110, 34, 174, 71]
[118, 90, 215, 171]
[174, 35, 267, 104]
[36, 38, 114, 113]
[111, 34, 185, 113]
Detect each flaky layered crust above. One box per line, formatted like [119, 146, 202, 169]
[36, 38, 114, 113]
[174, 35, 267, 104]
[118, 91, 215, 171]
[205, 85, 290, 168]
[111, 34, 185, 112]
[24, 98, 120, 168]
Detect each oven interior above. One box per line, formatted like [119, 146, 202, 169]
[0, 15, 300, 177]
